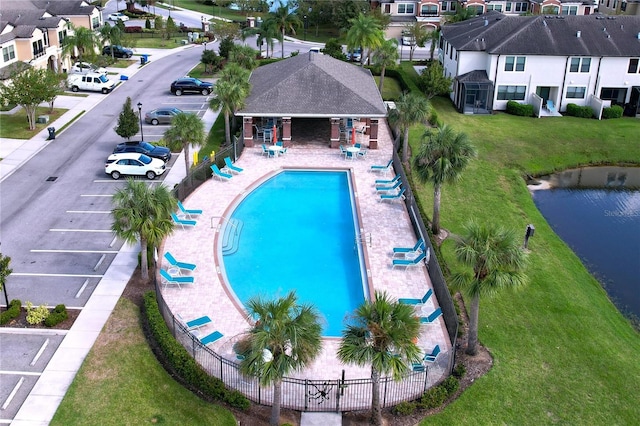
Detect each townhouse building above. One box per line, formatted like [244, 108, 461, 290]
[438, 11, 640, 116]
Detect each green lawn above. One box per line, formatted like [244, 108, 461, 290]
[0, 106, 66, 139]
[415, 98, 640, 424]
[51, 298, 237, 426]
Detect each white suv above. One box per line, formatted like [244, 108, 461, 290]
[105, 153, 166, 180]
[70, 62, 107, 75]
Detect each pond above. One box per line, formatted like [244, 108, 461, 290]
[530, 166, 640, 319]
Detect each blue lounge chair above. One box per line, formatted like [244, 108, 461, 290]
[376, 180, 402, 193]
[211, 164, 232, 181]
[375, 174, 401, 185]
[380, 187, 406, 203]
[546, 99, 557, 113]
[223, 157, 243, 174]
[198, 330, 224, 346]
[178, 314, 211, 330]
[419, 307, 443, 324]
[423, 345, 441, 362]
[164, 252, 196, 272]
[160, 268, 195, 289]
[393, 238, 424, 257]
[399, 288, 433, 305]
[171, 212, 196, 229]
[370, 159, 392, 173]
[177, 200, 202, 218]
[392, 249, 426, 269]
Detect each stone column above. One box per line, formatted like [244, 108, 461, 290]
[243, 117, 255, 147]
[282, 117, 291, 146]
[369, 118, 379, 149]
[330, 118, 341, 148]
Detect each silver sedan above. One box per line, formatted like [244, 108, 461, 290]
[144, 107, 183, 125]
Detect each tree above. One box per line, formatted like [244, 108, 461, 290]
[403, 22, 429, 62]
[387, 92, 431, 163]
[164, 112, 205, 175]
[111, 179, 176, 281]
[428, 28, 440, 61]
[242, 17, 278, 58]
[218, 37, 235, 59]
[0, 253, 12, 308]
[229, 44, 258, 70]
[210, 80, 248, 146]
[449, 221, 529, 355]
[61, 25, 98, 63]
[43, 72, 66, 113]
[239, 291, 322, 426]
[448, 7, 478, 23]
[99, 24, 123, 58]
[412, 124, 476, 235]
[211, 20, 241, 46]
[345, 13, 384, 66]
[264, 1, 301, 58]
[165, 16, 178, 40]
[372, 38, 398, 94]
[417, 62, 454, 100]
[114, 97, 139, 140]
[201, 49, 222, 74]
[0, 67, 63, 130]
[338, 291, 421, 426]
[322, 38, 348, 61]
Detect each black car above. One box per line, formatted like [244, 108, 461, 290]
[170, 77, 213, 96]
[113, 141, 172, 162]
[102, 45, 133, 59]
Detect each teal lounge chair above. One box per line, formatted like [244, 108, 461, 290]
[412, 345, 441, 371]
[178, 314, 211, 330]
[419, 307, 443, 324]
[380, 187, 405, 203]
[177, 200, 202, 218]
[393, 238, 424, 257]
[198, 330, 224, 346]
[164, 251, 196, 272]
[223, 157, 243, 174]
[392, 249, 426, 269]
[546, 99, 557, 113]
[171, 213, 196, 229]
[160, 268, 195, 289]
[211, 164, 232, 181]
[398, 288, 433, 305]
[370, 159, 392, 173]
[375, 174, 401, 185]
[376, 180, 402, 193]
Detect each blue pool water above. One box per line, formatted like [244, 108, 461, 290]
[222, 170, 367, 336]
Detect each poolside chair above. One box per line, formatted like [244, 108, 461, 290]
[160, 268, 195, 289]
[177, 200, 202, 218]
[261, 144, 270, 157]
[339, 145, 347, 157]
[398, 288, 433, 305]
[211, 164, 232, 181]
[376, 180, 402, 193]
[375, 174, 401, 185]
[345, 150, 356, 160]
[223, 157, 243, 174]
[196, 330, 224, 346]
[392, 249, 426, 269]
[276, 141, 283, 147]
[357, 148, 368, 158]
[370, 159, 393, 173]
[379, 187, 406, 203]
[419, 307, 443, 324]
[177, 313, 211, 331]
[412, 345, 441, 371]
[171, 212, 196, 229]
[393, 238, 425, 257]
[164, 251, 196, 272]
[546, 99, 557, 113]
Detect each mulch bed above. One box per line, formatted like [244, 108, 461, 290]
[0, 306, 80, 330]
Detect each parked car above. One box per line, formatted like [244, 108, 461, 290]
[144, 107, 183, 125]
[170, 77, 213, 96]
[401, 31, 416, 46]
[67, 72, 115, 94]
[105, 153, 166, 180]
[348, 48, 362, 62]
[102, 45, 133, 59]
[308, 47, 323, 55]
[70, 62, 107, 75]
[113, 141, 172, 162]
[108, 12, 129, 22]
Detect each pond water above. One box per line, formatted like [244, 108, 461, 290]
[530, 166, 640, 319]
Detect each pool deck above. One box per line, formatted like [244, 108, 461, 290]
[161, 119, 451, 384]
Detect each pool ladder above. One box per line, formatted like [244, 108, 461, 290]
[212, 216, 243, 255]
[356, 232, 372, 248]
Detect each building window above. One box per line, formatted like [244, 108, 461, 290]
[566, 87, 586, 99]
[421, 5, 439, 16]
[628, 58, 639, 73]
[467, 5, 484, 14]
[2, 45, 16, 62]
[506, 2, 512, 12]
[570, 58, 591, 73]
[398, 3, 415, 14]
[505, 56, 525, 72]
[562, 6, 578, 15]
[92, 16, 100, 29]
[515, 2, 528, 12]
[542, 5, 559, 13]
[384, 4, 391, 13]
[497, 85, 527, 100]
[487, 4, 503, 11]
[32, 39, 44, 58]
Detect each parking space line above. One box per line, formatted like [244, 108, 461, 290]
[109, 236, 118, 247]
[80, 194, 113, 197]
[31, 339, 49, 366]
[2, 377, 24, 410]
[76, 279, 89, 299]
[11, 273, 103, 278]
[49, 229, 113, 232]
[31, 250, 119, 253]
[93, 254, 106, 271]
[0, 371, 40, 376]
[66, 210, 111, 214]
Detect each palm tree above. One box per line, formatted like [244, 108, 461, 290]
[449, 221, 529, 355]
[338, 291, 421, 426]
[0, 253, 12, 307]
[238, 291, 322, 426]
[387, 92, 431, 163]
[345, 13, 384, 66]
[164, 113, 205, 175]
[412, 124, 477, 235]
[99, 24, 123, 59]
[372, 38, 398, 94]
[403, 22, 429, 62]
[61, 25, 98, 63]
[243, 18, 278, 58]
[428, 28, 441, 61]
[210, 80, 248, 147]
[111, 179, 176, 281]
[229, 44, 258, 71]
[264, 1, 301, 58]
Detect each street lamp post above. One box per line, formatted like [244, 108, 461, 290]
[137, 102, 144, 141]
[303, 15, 307, 41]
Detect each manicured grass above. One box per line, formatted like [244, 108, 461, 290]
[374, 76, 402, 101]
[413, 98, 640, 424]
[51, 298, 237, 426]
[0, 106, 66, 139]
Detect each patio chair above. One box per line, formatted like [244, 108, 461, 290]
[171, 213, 196, 229]
[398, 288, 433, 305]
[261, 144, 270, 157]
[339, 145, 347, 156]
[196, 330, 224, 346]
[423, 345, 441, 362]
[177, 313, 211, 331]
[370, 159, 393, 173]
[393, 238, 424, 257]
[164, 251, 196, 272]
[211, 164, 232, 181]
[376, 180, 402, 193]
[392, 249, 426, 269]
[375, 174, 401, 185]
[253, 125, 264, 140]
[546, 100, 557, 113]
[419, 307, 443, 324]
[379, 187, 405, 203]
[223, 157, 243, 174]
[177, 200, 202, 218]
[357, 148, 368, 158]
[345, 150, 356, 160]
[160, 268, 195, 289]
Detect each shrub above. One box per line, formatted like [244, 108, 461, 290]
[124, 26, 143, 33]
[26, 301, 50, 325]
[441, 376, 460, 395]
[419, 386, 448, 409]
[44, 304, 68, 327]
[428, 109, 439, 127]
[506, 100, 534, 117]
[142, 292, 250, 410]
[565, 103, 593, 118]
[145, 18, 151, 30]
[0, 299, 21, 325]
[393, 401, 417, 415]
[602, 105, 623, 119]
[453, 362, 466, 379]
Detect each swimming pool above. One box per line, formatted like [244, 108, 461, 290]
[221, 169, 368, 337]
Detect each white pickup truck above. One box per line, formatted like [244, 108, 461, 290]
[67, 72, 116, 94]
